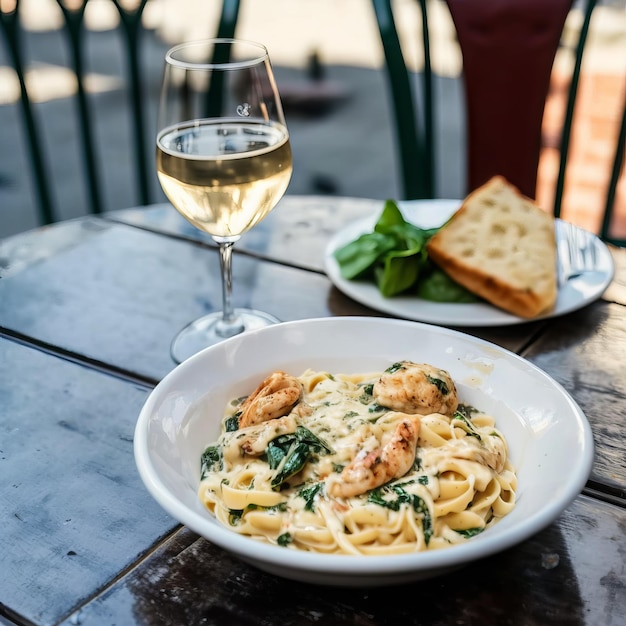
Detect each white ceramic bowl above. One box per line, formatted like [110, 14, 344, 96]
[134, 316, 593, 587]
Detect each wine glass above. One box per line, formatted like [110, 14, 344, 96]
[156, 39, 293, 363]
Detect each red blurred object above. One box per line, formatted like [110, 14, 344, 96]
[446, 0, 573, 199]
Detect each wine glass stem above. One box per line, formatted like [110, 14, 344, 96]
[216, 241, 244, 338]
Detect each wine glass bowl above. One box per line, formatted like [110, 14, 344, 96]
[156, 39, 292, 363]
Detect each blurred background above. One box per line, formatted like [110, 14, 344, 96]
[1, 0, 625, 238]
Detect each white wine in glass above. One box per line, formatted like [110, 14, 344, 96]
[156, 39, 293, 363]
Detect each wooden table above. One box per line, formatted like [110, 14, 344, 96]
[1, 196, 625, 626]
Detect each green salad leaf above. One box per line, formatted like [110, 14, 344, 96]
[333, 231, 397, 280]
[333, 200, 479, 302]
[417, 268, 480, 303]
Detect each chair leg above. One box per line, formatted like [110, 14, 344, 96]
[600, 91, 626, 246]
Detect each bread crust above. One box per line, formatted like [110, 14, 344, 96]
[426, 176, 557, 318]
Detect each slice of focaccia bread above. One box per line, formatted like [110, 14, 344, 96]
[426, 176, 557, 318]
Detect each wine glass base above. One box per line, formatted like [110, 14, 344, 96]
[170, 308, 281, 364]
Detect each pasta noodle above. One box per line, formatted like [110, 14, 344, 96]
[198, 361, 517, 555]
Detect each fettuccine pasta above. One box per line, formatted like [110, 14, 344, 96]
[198, 361, 516, 555]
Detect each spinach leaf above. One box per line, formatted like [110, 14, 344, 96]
[266, 442, 288, 469]
[267, 428, 333, 491]
[416, 267, 480, 303]
[375, 245, 427, 297]
[333, 231, 397, 280]
[224, 413, 240, 432]
[368, 485, 411, 511]
[271, 442, 310, 490]
[453, 412, 482, 440]
[412, 494, 433, 545]
[456, 404, 479, 420]
[200, 445, 222, 479]
[277, 532, 293, 546]
[426, 374, 449, 395]
[267, 427, 332, 460]
[384, 362, 406, 374]
[297, 482, 324, 512]
[455, 527, 484, 539]
[294, 426, 334, 455]
[359, 383, 374, 404]
[368, 484, 433, 544]
[333, 200, 438, 298]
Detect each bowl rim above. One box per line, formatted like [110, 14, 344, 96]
[134, 316, 594, 577]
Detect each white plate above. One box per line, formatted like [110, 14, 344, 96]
[324, 200, 615, 326]
[134, 316, 594, 586]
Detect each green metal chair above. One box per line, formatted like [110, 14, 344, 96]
[0, 0, 240, 226]
[600, 94, 626, 247]
[372, 0, 435, 201]
[372, 0, 625, 246]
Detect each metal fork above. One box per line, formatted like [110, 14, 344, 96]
[557, 220, 598, 286]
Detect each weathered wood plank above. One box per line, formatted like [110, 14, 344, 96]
[0, 221, 364, 381]
[0, 340, 176, 626]
[59, 495, 626, 626]
[523, 299, 626, 496]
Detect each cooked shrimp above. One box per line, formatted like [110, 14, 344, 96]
[328, 413, 421, 498]
[238, 371, 303, 428]
[373, 361, 458, 416]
